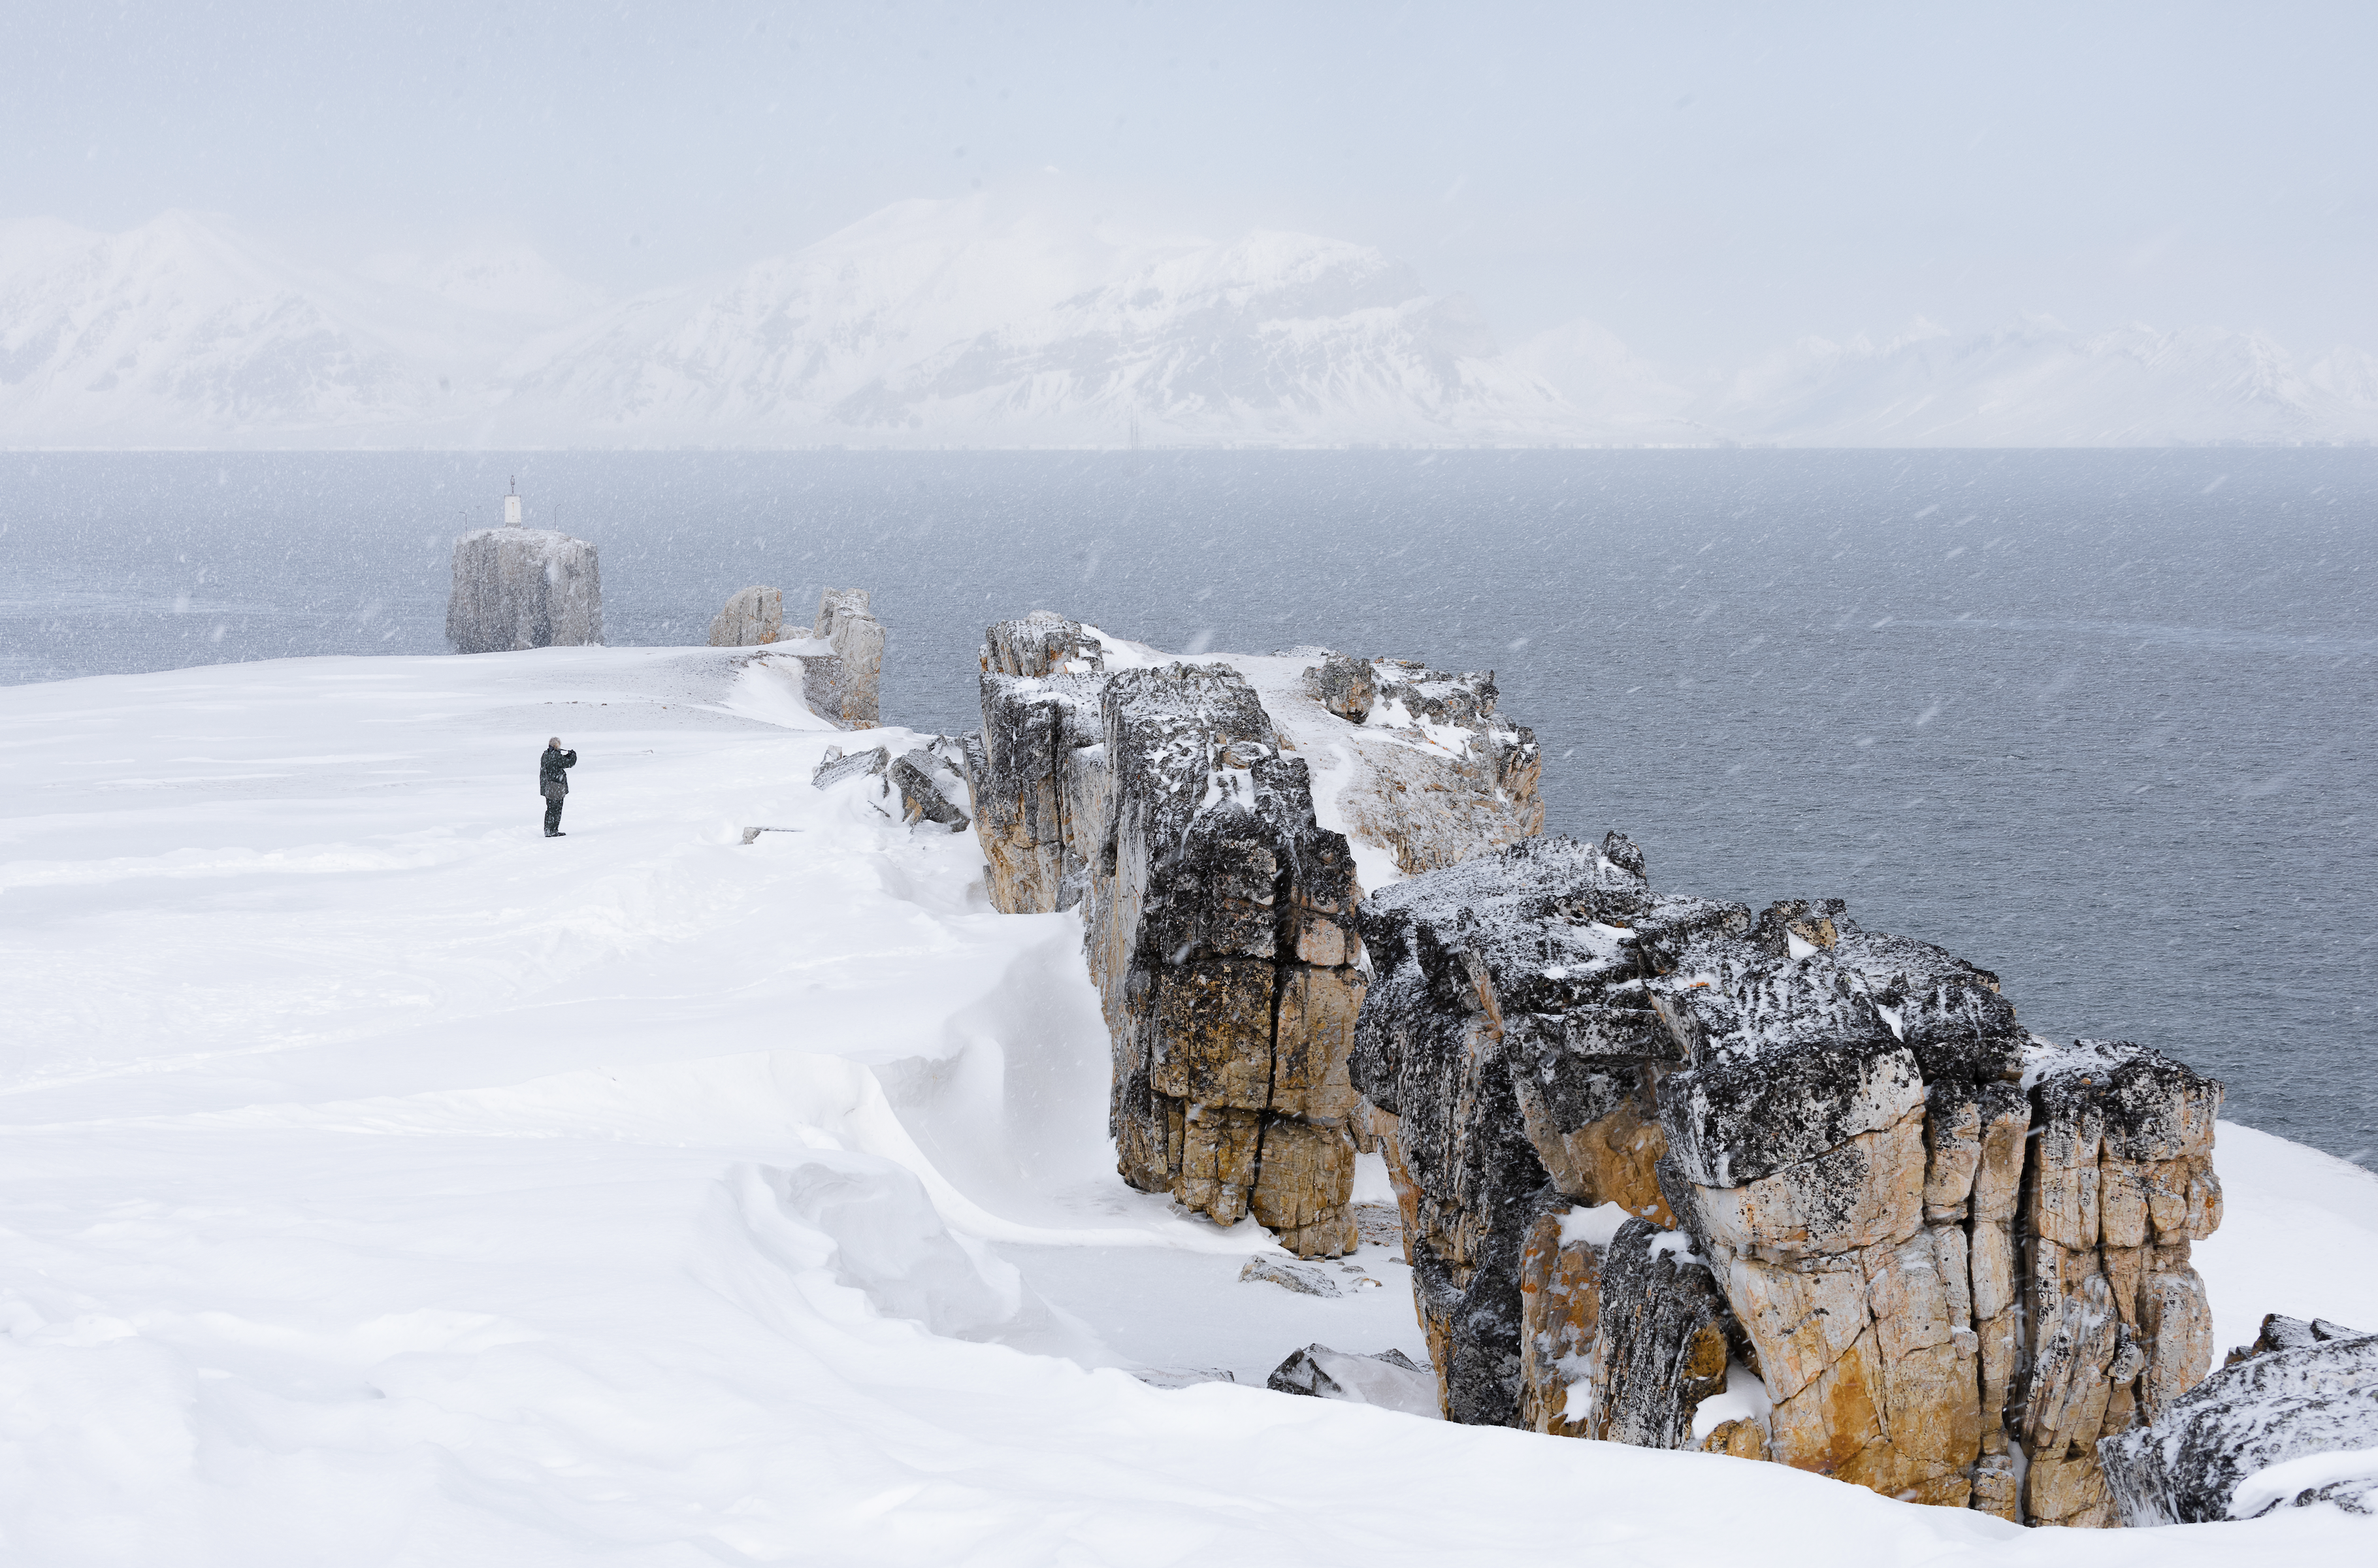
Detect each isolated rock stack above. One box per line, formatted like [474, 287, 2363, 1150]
[446, 526, 603, 653]
[968, 614, 1369, 1256]
[1352, 833, 2226, 1527]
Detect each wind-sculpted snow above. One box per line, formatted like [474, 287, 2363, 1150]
[3, 647, 2377, 1563]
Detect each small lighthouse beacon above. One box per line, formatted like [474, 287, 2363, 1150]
[503, 477, 523, 527]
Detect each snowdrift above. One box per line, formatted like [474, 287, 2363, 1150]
[1, 645, 2372, 1563]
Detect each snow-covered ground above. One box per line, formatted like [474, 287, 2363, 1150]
[3, 646, 2372, 1564]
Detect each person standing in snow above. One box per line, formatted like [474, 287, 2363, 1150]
[540, 737, 576, 836]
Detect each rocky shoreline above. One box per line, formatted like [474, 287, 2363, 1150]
[728, 586, 2375, 1529]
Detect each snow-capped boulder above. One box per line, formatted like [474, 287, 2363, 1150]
[446, 527, 603, 653]
[888, 738, 971, 832]
[2099, 1318, 2378, 1523]
[1266, 1343, 1439, 1416]
[708, 585, 785, 646]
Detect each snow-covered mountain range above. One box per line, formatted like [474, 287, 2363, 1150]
[3, 201, 2373, 448]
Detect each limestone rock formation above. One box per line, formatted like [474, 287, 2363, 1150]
[1354, 833, 1739, 1424]
[964, 616, 1369, 1258]
[812, 588, 885, 727]
[983, 609, 1106, 679]
[1298, 655, 1544, 875]
[446, 527, 603, 653]
[1356, 830, 2229, 1527]
[2100, 1319, 2378, 1522]
[2017, 1039, 2224, 1526]
[1089, 663, 1368, 1258]
[708, 585, 785, 646]
[1267, 1344, 1439, 1416]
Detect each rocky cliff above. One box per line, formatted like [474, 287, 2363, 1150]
[446, 527, 603, 653]
[968, 615, 1368, 1256]
[1351, 832, 2227, 1527]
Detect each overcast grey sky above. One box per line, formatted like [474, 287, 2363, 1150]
[9, 2, 2375, 364]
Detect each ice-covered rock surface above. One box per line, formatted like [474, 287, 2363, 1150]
[445, 526, 603, 653]
[2, 646, 2375, 1563]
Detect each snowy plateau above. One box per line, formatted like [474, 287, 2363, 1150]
[3, 644, 2375, 1565]
[5, 199, 2377, 449]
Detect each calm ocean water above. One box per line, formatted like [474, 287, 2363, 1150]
[3, 449, 2373, 1162]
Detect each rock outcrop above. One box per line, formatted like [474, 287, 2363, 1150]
[2100, 1317, 2377, 1522]
[1298, 655, 1543, 875]
[2015, 1039, 2224, 1525]
[888, 737, 971, 831]
[708, 585, 785, 646]
[1267, 1344, 1440, 1416]
[1090, 663, 1367, 1258]
[812, 588, 885, 727]
[446, 527, 602, 653]
[971, 616, 1109, 913]
[966, 616, 1369, 1258]
[1352, 834, 1740, 1423]
[1354, 831, 2228, 1526]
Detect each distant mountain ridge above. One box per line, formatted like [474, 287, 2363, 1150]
[1, 201, 2371, 448]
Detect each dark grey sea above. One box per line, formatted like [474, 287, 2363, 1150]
[3, 449, 2372, 1162]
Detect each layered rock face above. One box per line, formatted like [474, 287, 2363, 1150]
[1089, 664, 1368, 1257]
[2015, 1039, 2224, 1524]
[708, 585, 785, 646]
[966, 615, 1368, 1257]
[2100, 1315, 2377, 1523]
[1352, 834, 1740, 1424]
[1299, 655, 1543, 875]
[1354, 833, 2227, 1526]
[446, 527, 603, 653]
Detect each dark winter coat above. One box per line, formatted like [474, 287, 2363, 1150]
[540, 746, 578, 798]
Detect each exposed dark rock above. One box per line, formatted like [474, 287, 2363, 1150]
[1090, 664, 1367, 1256]
[983, 609, 1105, 678]
[811, 745, 889, 789]
[969, 670, 1105, 911]
[1353, 836, 1745, 1428]
[1587, 1219, 1734, 1448]
[967, 623, 1371, 1259]
[1266, 1344, 1438, 1415]
[2100, 1328, 2378, 1523]
[888, 738, 970, 831]
[2228, 1314, 2371, 1365]
[2019, 1038, 2224, 1527]
[1297, 655, 1544, 875]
